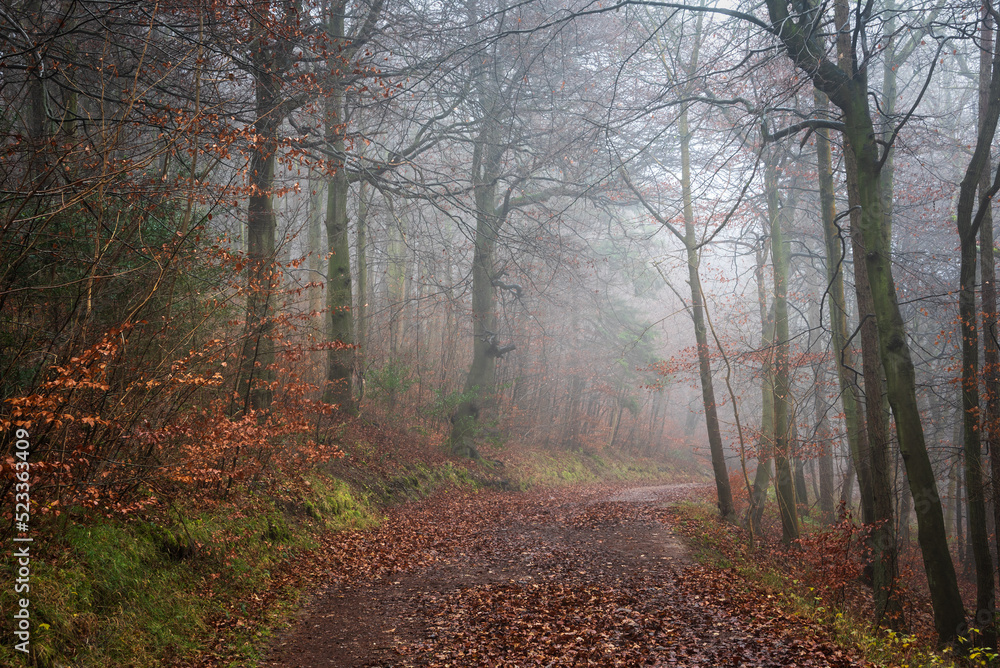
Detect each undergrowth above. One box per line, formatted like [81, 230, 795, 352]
[667, 500, 990, 668]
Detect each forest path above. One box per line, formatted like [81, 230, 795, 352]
[261, 482, 859, 667]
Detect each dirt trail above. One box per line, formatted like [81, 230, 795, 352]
[262, 483, 859, 667]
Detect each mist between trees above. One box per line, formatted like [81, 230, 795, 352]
[5, 0, 1000, 648]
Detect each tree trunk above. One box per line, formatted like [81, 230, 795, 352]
[25, 0, 48, 183]
[954, 5, 1000, 637]
[978, 6, 1000, 642]
[308, 171, 326, 325]
[237, 12, 280, 414]
[680, 107, 734, 518]
[766, 153, 798, 545]
[816, 89, 868, 525]
[322, 1, 355, 411]
[836, 76, 902, 626]
[852, 140, 962, 641]
[794, 454, 809, 511]
[449, 57, 505, 458]
[386, 193, 407, 360]
[816, 89, 873, 523]
[814, 359, 836, 523]
[747, 246, 774, 535]
[356, 179, 370, 367]
[846, 158, 903, 627]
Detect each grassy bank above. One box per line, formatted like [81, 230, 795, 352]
[2, 473, 370, 667]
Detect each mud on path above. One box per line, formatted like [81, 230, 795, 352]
[262, 483, 859, 667]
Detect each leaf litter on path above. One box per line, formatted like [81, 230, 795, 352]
[262, 483, 862, 667]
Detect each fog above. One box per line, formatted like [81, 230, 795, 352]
[2, 0, 998, 642]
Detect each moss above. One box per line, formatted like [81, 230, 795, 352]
[0, 520, 216, 667]
[304, 474, 377, 530]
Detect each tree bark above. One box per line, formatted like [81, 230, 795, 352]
[954, 3, 1000, 640]
[24, 0, 48, 183]
[680, 107, 734, 518]
[979, 7, 1000, 640]
[322, 0, 356, 411]
[765, 153, 798, 544]
[815, 90, 874, 525]
[747, 242, 774, 535]
[813, 356, 836, 523]
[356, 180, 370, 363]
[448, 54, 505, 458]
[308, 171, 326, 323]
[386, 193, 407, 360]
[237, 6, 282, 414]
[977, 7, 1000, 644]
[816, 89, 869, 524]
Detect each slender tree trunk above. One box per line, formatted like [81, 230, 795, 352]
[879, 0, 897, 245]
[794, 455, 809, 510]
[958, 462, 966, 567]
[841, 452, 856, 514]
[308, 172, 326, 323]
[840, 118, 901, 627]
[386, 193, 407, 360]
[747, 246, 773, 535]
[958, 196, 996, 643]
[25, 0, 48, 184]
[356, 180, 369, 362]
[953, 2, 1000, 640]
[814, 359, 836, 523]
[765, 154, 798, 544]
[792, 419, 808, 511]
[847, 183, 903, 627]
[978, 8, 1000, 632]
[816, 90, 869, 521]
[680, 107, 734, 518]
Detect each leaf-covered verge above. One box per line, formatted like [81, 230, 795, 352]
[668, 501, 997, 668]
[1, 415, 703, 668]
